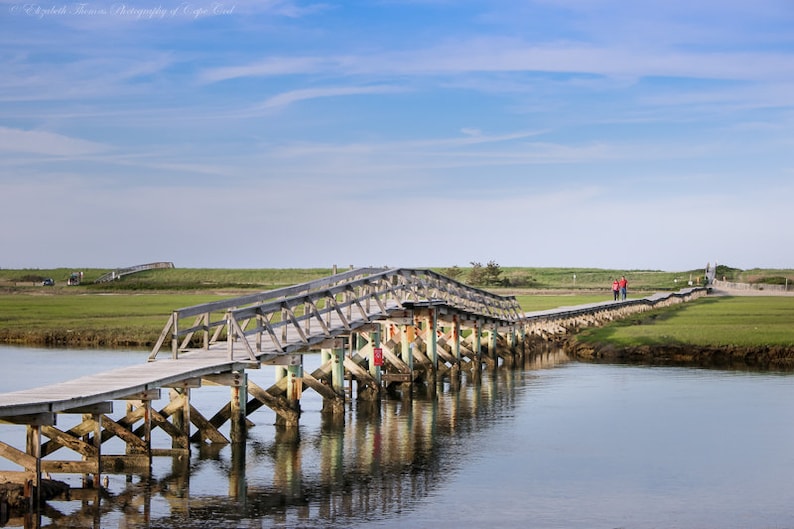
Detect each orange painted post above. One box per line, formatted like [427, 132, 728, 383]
[453, 315, 461, 362]
[286, 364, 303, 406]
[370, 327, 382, 385]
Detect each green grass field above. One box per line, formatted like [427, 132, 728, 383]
[0, 265, 712, 292]
[1, 265, 792, 349]
[576, 296, 794, 347]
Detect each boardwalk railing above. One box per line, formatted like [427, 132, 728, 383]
[149, 267, 524, 361]
[94, 261, 175, 283]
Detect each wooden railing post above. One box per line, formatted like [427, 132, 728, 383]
[171, 312, 179, 360]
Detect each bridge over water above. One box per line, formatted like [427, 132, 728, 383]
[0, 267, 706, 511]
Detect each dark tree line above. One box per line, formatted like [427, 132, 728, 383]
[442, 261, 533, 288]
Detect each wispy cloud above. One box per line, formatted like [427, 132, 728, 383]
[260, 84, 406, 109]
[200, 37, 794, 87]
[0, 126, 110, 156]
[200, 57, 333, 83]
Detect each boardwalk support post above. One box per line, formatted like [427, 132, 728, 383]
[229, 371, 247, 444]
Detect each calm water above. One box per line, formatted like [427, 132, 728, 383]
[2, 345, 794, 529]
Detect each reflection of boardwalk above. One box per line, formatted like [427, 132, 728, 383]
[5, 352, 569, 529]
[0, 267, 707, 516]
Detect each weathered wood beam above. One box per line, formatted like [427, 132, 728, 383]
[41, 425, 97, 459]
[100, 454, 151, 474]
[148, 408, 188, 450]
[0, 470, 35, 483]
[188, 405, 228, 444]
[41, 459, 98, 474]
[203, 373, 245, 387]
[0, 440, 36, 471]
[100, 415, 148, 453]
[302, 372, 341, 402]
[342, 357, 379, 393]
[0, 413, 55, 426]
[119, 389, 161, 401]
[62, 403, 113, 415]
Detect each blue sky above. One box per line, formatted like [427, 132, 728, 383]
[2, 0, 793, 272]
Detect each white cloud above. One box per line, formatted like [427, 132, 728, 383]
[0, 126, 110, 156]
[202, 39, 794, 87]
[260, 84, 406, 109]
[200, 57, 331, 83]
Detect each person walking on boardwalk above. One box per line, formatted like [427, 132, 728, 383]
[619, 275, 628, 300]
[612, 278, 620, 301]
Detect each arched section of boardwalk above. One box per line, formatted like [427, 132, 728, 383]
[0, 267, 707, 509]
[147, 267, 523, 362]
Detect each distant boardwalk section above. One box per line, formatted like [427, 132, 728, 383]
[711, 279, 792, 295]
[94, 261, 175, 283]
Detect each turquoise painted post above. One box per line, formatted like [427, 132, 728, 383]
[330, 344, 346, 398]
[428, 308, 438, 369]
[490, 324, 498, 360]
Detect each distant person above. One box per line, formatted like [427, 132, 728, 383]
[612, 278, 620, 301]
[619, 275, 628, 300]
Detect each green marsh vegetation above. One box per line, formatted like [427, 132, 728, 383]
[576, 296, 794, 348]
[0, 265, 791, 349]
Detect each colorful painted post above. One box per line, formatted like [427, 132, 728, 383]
[370, 327, 382, 385]
[229, 371, 247, 444]
[450, 315, 462, 385]
[401, 322, 414, 396]
[286, 364, 303, 409]
[490, 325, 498, 366]
[427, 308, 438, 369]
[330, 345, 346, 399]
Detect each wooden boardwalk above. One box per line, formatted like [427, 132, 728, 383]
[0, 352, 250, 417]
[0, 267, 707, 511]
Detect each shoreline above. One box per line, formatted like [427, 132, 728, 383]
[564, 339, 794, 370]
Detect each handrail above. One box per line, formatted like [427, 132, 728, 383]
[94, 261, 175, 283]
[149, 267, 524, 360]
[149, 267, 705, 362]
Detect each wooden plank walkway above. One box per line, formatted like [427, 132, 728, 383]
[0, 351, 255, 417]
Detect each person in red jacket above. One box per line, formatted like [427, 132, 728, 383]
[619, 276, 628, 300]
[612, 278, 620, 301]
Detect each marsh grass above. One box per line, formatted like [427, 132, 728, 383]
[1, 265, 792, 348]
[0, 293, 227, 347]
[1, 266, 708, 292]
[577, 296, 794, 347]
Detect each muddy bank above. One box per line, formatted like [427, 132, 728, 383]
[564, 338, 794, 370]
[1, 479, 69, 514]
[0, 329, 154, 349]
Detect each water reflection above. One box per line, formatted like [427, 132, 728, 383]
[3, 350, 569, 529]
[8, 347, 794, 529]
